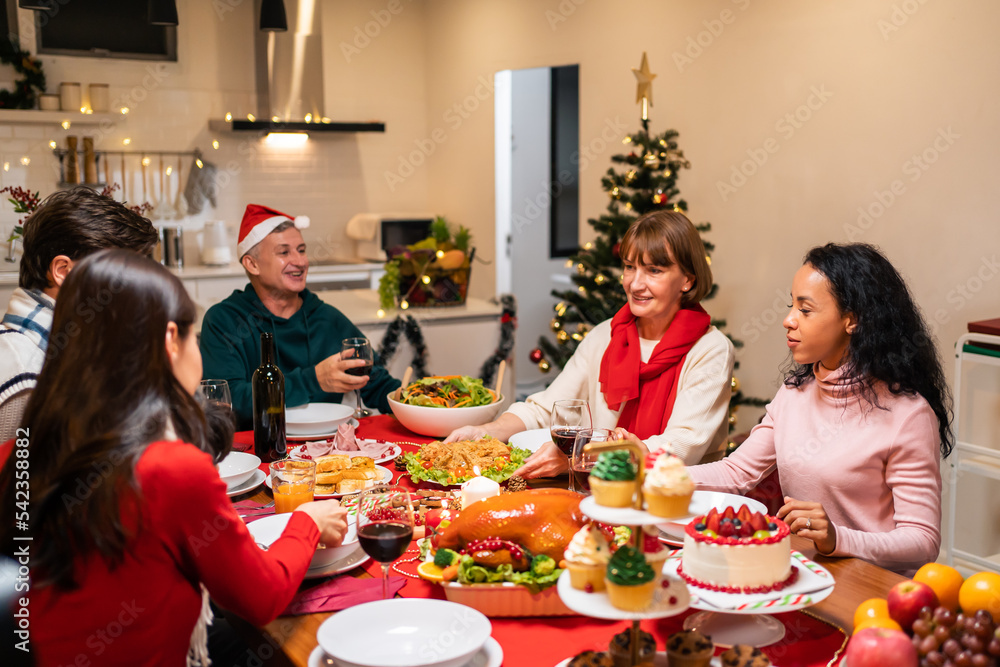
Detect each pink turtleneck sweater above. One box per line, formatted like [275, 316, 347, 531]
[688, 365, 942, 575]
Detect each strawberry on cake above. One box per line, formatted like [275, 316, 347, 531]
[679, 504, 797, 594]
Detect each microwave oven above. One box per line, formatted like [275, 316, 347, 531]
[345, 213, 435, 261]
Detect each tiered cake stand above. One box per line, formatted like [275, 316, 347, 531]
[556, 441, 691, 667]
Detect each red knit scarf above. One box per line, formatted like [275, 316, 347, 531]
[598, 303, 710, 439]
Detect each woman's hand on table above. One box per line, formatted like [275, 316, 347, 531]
[777, 496, 837, 555]
[314, 352, 369, 394]
[296, 499, 349, 547]
[443, 424, 490, 443]
[513, 441, 570, 479]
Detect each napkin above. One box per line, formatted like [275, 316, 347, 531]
[283, 576, 407, 615]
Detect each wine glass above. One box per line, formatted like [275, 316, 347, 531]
[341, 337, 374, 419]
[570, 428, 614, 494]
[198, 379, 232, 412]
[550, 399, 592, 456]
[356, 484, 415, 600]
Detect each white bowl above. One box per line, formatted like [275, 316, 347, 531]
[286, 402, 354, 436]
[387, 390, 504, 438]
[246, 512, 359, 570]
[317, 599, 492, 667]
[217, 451, 261, 489]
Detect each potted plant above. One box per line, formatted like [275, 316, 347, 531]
[378, 217, 473, 310]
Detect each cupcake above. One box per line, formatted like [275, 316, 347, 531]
[640, 525, 669, 585]
[564, 524, 612, 592]
[589, 450, 637, 507]
[604, 545, 656, 611]
[643, 451, 695, 518]
[665, 629, 714, 667]
[608, 629, 656, 667]
[719, 644, 771, 667]
[567, 651, 613, 667]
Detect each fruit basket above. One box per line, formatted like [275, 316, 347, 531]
[379, 217, 473, 309]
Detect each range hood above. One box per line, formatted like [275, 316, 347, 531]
[210, 0, 384, 134]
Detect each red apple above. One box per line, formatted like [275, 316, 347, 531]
[886, 579, 939, 633]
[424, 508, 457, 532]
[845, 627, 917, 667]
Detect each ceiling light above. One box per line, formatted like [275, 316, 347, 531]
[148, 0, 178, 26]
[264, 132, 308, 148]
[260, 0, 288, 32]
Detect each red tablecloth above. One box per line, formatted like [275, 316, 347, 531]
[234, 418, 847, 666]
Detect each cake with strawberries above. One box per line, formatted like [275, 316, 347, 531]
[679, 504, 796, 594]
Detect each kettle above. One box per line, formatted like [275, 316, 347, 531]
[199, 220, 232, 266]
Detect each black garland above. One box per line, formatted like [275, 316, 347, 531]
[0, 43, 46, 110]
[376, 294, 517, 387]
[479, 294, 516, 387]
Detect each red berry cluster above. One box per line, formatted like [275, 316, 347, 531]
[912, 606, 1000, 667]
[0, 186, 40, 223]
[367, 507, 421, 525]
[464, 538, 525, 562]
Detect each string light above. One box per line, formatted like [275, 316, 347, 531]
[225, 112, 233, 122]
[123, 137, 131, 146]
[421, 275, 431, 284]
[120, 107, 129, 115]
[376, 308, 386, 318]
[595, 274, 606, 285]
[622, 137, 632, 144]
[196, 158, 204, 168]
[20, 156, 29, 166]
[141, 156, 151, 167]
[584, 242, 593, 250]
[565, 259, 573, 268]
[305, 113, 313, 123]
[166, 166, 173, 176]
[247, 113, 256, 122]
[61, 120, 71, 130]
[400, 299, 409, 310]
[48, 140, 56, 149]
[2, 162, 8, 172]
[212, 140, 220, 150]
[436, 250, 445, 258]
[271, 115, 280, 123]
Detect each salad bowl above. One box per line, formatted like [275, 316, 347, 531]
[387, 386, 503, 438]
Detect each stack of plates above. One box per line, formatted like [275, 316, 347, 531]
[286, 403, 355, 439]
[310, 599, 503, 667]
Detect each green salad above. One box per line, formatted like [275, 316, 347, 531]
[400, 375, 496, 408]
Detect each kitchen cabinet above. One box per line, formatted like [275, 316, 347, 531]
[945, 332, 1000, 574]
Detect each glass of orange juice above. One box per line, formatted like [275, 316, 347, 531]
[269, 460, 316, 513]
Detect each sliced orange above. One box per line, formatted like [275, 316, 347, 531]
[417, 561, 446, 583]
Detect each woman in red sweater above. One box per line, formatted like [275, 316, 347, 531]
[0, 249, 348, 666]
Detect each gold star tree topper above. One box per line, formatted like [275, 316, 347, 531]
[632, 52, 657, 120]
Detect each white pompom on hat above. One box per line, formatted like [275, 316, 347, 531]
[236, 204, 310, 258]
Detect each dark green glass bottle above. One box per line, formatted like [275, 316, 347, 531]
[252, 332, 286, 462]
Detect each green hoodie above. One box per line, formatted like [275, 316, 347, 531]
[199, 284, 400, 430]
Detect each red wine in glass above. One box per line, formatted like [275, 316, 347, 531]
[551, 426, 587, 456]
[569, 465, 593, 493]
[358, 521, 413, 562]
[346, 361, 374, 378]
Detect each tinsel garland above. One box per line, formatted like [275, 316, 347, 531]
[377, 295, 517, 386]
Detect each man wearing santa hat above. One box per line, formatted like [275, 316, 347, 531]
[199, 204, 400, 429]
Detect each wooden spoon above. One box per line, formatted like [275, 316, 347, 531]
[397, 366, 413, 401]
[494, 359, 505, 399]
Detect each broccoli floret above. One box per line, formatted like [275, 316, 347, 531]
[530, 554, 556, 577]
[433, 548, 461, 568]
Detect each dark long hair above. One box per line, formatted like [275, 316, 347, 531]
[784, 243, 953, 458]
[0, 249, 209, 589]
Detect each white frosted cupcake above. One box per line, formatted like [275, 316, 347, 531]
[564, 524, 611, 592]
[643, 451, 694, 518]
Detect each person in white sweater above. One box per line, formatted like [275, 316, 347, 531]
[446, 210, 734, 477]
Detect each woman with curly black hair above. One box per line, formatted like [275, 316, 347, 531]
[688, 243, 952, 575]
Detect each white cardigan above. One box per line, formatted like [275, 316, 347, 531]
[506, 320, 735, 464]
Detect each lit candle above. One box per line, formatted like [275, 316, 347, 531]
[460, 476, 500, 508]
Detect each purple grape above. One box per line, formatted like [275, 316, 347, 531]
[972, 620, 993, 640]
[961, 634, 985, 654]
[969, 654, 991, 667]
[936, 608, 958, 627]
[936, 624, 953, 643]
[914, 618, 933, 637]
[944, 638, 962, 658]
[921, 635, 942, 655]
[925, 651, 946, 667]
[953, 651, 973, 667]
[988, 636, 1000, 656]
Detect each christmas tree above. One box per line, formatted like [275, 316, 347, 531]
[533, 53, 765, 440]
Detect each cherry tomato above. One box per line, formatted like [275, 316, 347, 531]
[421, 460, 433, 470]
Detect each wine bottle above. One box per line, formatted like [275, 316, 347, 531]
[252, 332, 286, 462]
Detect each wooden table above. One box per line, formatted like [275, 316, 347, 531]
[230, 484, 906, 667]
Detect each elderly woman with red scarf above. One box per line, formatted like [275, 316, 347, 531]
[445, 210, 735, 478]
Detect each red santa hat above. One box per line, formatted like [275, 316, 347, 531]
[236, 204, 310, 258]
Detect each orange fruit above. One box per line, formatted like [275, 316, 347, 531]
[914, 562, 964, 612]
[853, 597, 891, 630]
[959, 572, 1000, 621]
[853, 616, 903, 634]
[416, 561, 445, 583]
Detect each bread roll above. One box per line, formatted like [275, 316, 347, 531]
[315, 455, 350, 472]
[351, 456, 375, 469]
[338, 479, 370, 493]
[316, 471, 344, 485]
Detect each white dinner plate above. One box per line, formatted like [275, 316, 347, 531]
[507, 428, 551, 453]
[316, 599, 492, 667]
[264, 465, 394, 499]
[579, 492, 768, 528]
[289, 442, 402, 465]
[308, 637, 503, 667]
[226, 469, 266, 497]
[286, 403, 355, 436]
[303, 547, 370, 580]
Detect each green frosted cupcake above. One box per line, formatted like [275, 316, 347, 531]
[589, 450, 637, 507]
[604, 546, 656, 611]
